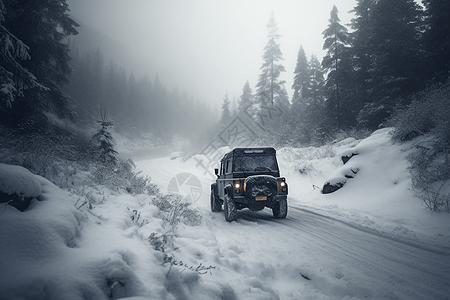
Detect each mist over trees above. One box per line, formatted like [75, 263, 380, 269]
[0, 0, 78, 128]
[64, 46, 217, 144]
[1, 0, 450, 152]
[1, 0, 217, 152]
[230, 1, 449, 147]
[220, 92, 231, 125]
[255, 12, 287, 108]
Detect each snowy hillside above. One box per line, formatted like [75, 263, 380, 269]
[1, 128, 449, 300]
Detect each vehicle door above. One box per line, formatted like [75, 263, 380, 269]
[217, 158, 232, 199]
[217, 161, 225, 199]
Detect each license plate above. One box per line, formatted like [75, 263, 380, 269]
[255, 196, 267, 201]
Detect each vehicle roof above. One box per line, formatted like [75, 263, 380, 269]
[221, 147, 276, 162]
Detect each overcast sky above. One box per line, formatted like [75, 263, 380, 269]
[68, 0, 356, 106]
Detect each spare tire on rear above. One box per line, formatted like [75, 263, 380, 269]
[244, 175, 278, 200]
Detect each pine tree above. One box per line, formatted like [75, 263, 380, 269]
[220, 92, 231, 124]
[308, 55, 325, 106]
[255, 12, 286, 107]
[348, 0, 373, 126]
[275, 85, 290, 122]
[306, 55, 327, 140]
[0, 0, 47, 123]
[369, 0, 423, 96]
[423, 0, 450, 83]
[1, 0, 79, 126]
[288, 54, 326, 145]
[352, 0, 423, 129]
[92, 109, 118, 165]
[291, 45, 309, 106]
[321, 5, 349, 128]
[238, 81, 254, 113]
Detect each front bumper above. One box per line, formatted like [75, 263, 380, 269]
[233, 194, 287, 209]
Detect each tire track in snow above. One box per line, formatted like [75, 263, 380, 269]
[290, 205, 450, 255]
[136, 157, 450, 299]
[237, 206, 450, 300]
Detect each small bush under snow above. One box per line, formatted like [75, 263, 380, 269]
[0, 163, 42, 198]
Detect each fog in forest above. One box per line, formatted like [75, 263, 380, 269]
[3, 1, 450, 299]
[67, 0, 354, 105]
[2, 0, 445, 158]
[61, 0, 356, 154]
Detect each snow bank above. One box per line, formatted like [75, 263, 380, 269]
[323, 128, 413, 210]
[0, 169, 154, 300]
[2, 128, 450, 300]
[0, 172, 85, 299]
[0, 163, 232, 300]
[0, 163, 42, 198]
[284, 128, 450, 241]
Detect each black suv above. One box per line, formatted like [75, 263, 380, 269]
[210, 147, 288, 222]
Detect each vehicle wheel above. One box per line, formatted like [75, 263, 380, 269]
[210, 189, 222, 212]
[224, 194, 237, 222]
[272, 198, 287, 219]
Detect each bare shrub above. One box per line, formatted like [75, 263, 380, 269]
[90, 158, 159, 195]
[152, 195, 202, 230]
[0, 125, 99, 185]
[390, 80, 450, 143]
[127, 207, 149, 228]
[408, 149, 450, 212]
[73, 183, 107, 210]
[146, 194, 208, 278]
[390, 80, 450, 212]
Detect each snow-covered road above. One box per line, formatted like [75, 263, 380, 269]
[242, 205, 450, 299]
[136, 142, 450, 300]
[2, 130, 450, 300]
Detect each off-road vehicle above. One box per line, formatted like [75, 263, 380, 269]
[210, 147, 288, 222]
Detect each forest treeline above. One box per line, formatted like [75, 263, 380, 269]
[0, 0, 217, 147]
[221, 0, 449, 146]
[64, 47, 217, 143]
[1, 0, 449, 149]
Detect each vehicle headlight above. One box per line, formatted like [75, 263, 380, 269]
[234, 180, 242, 194]
[277, 178, 287, 194]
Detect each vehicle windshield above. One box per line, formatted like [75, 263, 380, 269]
[234, 155, 278, 172]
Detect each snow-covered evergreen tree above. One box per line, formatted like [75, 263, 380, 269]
[0, 0, 78, 127]
[352, 0, 423, 129]
[92, 109, 118, 165]
[0, 0, 45, 110]
[220, 92, 231, 124]
[422, 0, 450, 83]
[291, 45, 309, 107]
[308, 55, 325, 105]
[322, 5, 349, 128]
[238, 81, 253, 109]
[255, 12, 286, 108]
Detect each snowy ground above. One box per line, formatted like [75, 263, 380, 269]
[1, 128, 450, 300]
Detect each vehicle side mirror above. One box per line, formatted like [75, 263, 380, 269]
[214, 168, 219, 177]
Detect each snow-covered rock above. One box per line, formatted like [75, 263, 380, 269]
[341, 150, 358, 164]
[322, 128, 394, 194]
[170, 151, 184, 160]
[322, 164, 360, 194]
[0, 163, 42, 198]
[0, 163, 42, 211]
